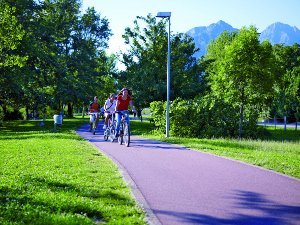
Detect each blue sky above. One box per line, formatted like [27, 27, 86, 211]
[81, 0, 300, 54]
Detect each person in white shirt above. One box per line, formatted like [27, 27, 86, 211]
[103, 93, 116, 129]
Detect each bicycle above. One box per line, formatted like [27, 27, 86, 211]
[89, 112, 99, 135]
[115, 110, 130, 147]
[103, 113, 116, 142]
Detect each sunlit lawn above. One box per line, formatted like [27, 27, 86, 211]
[1, 117, 299, 225]
[0, 118, 147, 225]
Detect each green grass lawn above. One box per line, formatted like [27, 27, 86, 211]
[1, 117, 299, 224]
[131, 120, 300, 179]
[0, 118, 147, 225]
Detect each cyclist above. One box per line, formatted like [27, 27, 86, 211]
[103, 93, 116, 129]
[115, 88, 136, 138]
[89, 96, 101, 131]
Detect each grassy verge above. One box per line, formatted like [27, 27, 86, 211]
[0, 118, 147, 225]
[131, 120, 300, 179]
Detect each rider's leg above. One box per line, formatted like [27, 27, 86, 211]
[89, 115, 93, 131]
[115, 112, 121, 137]
[95, 114, 99, 129]
[105, 115, 109, 126]
[103, 113, 109, 128]
[125, 112, 130, 132]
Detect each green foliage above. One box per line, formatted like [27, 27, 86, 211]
[0, 0, 114, 119]
[149, 101, 166, 133]
[120, 14, 203, 109]
[169, 98, 199, 137]
[205, 26, 275, 138]
[150, 97, 260, 139]
[271, 43, 300, 121]
[0, 1, 27, 68]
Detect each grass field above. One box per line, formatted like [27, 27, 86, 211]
[0, 118, 147, 225]
[131, 120, 300, 179]
[1, 117, 299, 224]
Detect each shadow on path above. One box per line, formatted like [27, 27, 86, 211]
[78, 123, 188, 151]
[153, 190, 300, 225]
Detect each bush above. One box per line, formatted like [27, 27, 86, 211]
[149, 101, 166, 134]
[150, 96, 261, 139]
[169, 98, 202, 137]
[3, 107, 24, 120]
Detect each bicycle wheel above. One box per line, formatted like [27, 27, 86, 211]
[104, 128, 108, 141]
[123, 123, 130, 147]
[109, 126, 115, 142]
[92, 121, 96, 135]
[118, 124, 123, 145]
[118, 135, 123, 145]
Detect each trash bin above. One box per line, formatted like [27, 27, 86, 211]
[54, 114, 63, 130]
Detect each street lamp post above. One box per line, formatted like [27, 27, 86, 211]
[156, 12, 171, 138]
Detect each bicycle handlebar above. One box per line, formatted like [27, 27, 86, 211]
[115, 110, 129, 114]
[89, 112, 100, 115]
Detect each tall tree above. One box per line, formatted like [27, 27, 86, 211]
[120, 14, 202, 109]
[0, 1, 27, 109]
[272, 43, 300, 129]
[205, 26, 275, 138]
[1, 0, 113, 118]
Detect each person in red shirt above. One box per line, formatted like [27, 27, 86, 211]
[115, 88, 136, 137]
[89, 96, 101, 131]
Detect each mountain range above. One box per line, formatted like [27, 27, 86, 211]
[186, 20, 300, 58]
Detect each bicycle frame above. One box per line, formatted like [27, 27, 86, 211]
[89, 112, 100, 135]
[104, 113, 116, 142]
[115, 111, 130, 147]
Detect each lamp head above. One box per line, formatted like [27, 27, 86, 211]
[156, 12, 171, 18]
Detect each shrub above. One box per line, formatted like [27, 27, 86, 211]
[149, 101, 166, 134]
[150, 96, 261, 139]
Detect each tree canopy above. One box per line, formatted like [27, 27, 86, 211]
[119, 14, 204, 109]
[0, 0, 114, 118]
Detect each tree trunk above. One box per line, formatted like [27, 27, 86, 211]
[82, 104, 85, 118]
[25, 106, 29, 120]
[238, 86, 245, 140]
[67, 103, 73, 118]
[284, 115, 287, 132]
[239, 103, 244, 140]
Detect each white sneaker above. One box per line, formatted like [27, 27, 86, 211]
[103, 125, 107, 129]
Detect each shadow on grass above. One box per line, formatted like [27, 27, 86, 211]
[153, 190, 300, 225]
[168, 138, 252, 152]
[260, 127, 300, 142]
[0, 175, 135, 224]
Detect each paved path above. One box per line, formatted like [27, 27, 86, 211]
[77, 123, 300, 225]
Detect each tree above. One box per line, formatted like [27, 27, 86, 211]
[272, 43, 300, 129]
[0, 1, 27, 110]
[205, 26, 275, 138]
[120, 14, 202, 109]
[0, 1, 26, 68]
[1, 0, 114, 119]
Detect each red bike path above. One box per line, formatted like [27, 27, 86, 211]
[77, 123, 300, 225]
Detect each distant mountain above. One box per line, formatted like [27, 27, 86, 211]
[187, 20, 238, 58]
[187, 20, 300, 58]
[259, 22, 300, 45]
